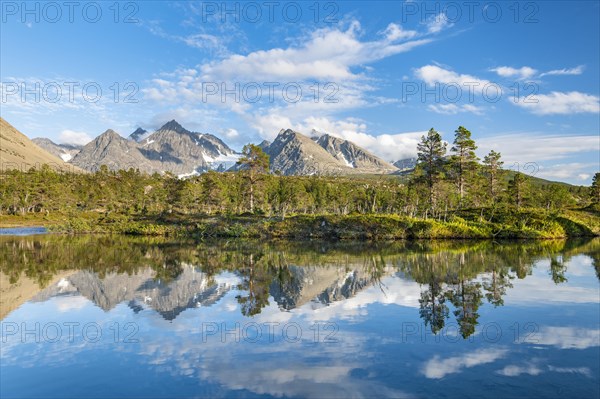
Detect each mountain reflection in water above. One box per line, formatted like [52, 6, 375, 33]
[1, 236, 599, 399]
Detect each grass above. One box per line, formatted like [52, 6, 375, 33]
[1, 207, 591, 240]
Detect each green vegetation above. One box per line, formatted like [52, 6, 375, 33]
[1, 128, 598, 239]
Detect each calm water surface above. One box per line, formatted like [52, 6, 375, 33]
[0, 227, 47, 236]
[1, 235, 599, 398]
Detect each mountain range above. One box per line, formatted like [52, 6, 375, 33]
[69, 120, 240, 176]
[3, 117, 415, 177]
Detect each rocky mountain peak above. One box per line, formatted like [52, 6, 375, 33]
[101, 129, 121, 139]
[129, 127, 149, 142]
[158, 120, 188, 134]
[258, 140, 271, 150]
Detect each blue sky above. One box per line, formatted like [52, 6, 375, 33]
[1, 1, 599, 183]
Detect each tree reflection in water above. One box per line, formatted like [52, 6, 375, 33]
[1, 235, 598, 338]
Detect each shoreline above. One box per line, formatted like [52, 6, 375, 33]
[2, 210, 599, 240]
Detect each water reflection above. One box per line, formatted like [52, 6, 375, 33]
[2, 237, 599, 328]
[1, 236, 599, 398]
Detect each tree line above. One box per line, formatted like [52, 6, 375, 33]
[0, 128, 598, 219]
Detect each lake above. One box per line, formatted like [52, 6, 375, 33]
[1, 235, 599, 398]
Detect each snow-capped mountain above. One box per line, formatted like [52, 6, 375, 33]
[69, 120, 240, 175]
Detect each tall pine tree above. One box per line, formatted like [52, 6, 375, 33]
[237, 144, 270, 213]
[591, 172, 600, 204]
[482, 150, 504, 201]
[450, 126, 479, 204]
[416, 128, 447, 209]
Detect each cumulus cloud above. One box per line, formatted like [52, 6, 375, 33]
[144, 20, 434, 111]
[58, 130, 92, 145]
[222, 128, 239, 139]
[513, 91, 600, 115]
[414, 65, 491, 88]
[490, 66, 538, 80]
[198, 21, 432, 82]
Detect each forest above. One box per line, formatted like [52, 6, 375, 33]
[1, 126, 599, 239]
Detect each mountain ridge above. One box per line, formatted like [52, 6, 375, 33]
[0, 118, 81, 172]
[3, 117, 408, 177]
[262, 129, 398, 176]
[31, 138, 83, 162]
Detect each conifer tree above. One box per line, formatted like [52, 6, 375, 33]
[416, 128, 447, 208]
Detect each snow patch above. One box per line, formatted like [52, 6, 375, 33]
[178, 171, 200, 179]
[203, 152, 241, 166]
[60, 153, 72, 162]
[338, 152, 355, 168]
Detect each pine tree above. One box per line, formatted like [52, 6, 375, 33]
[508, 172, 529, 209]
[591, 172, 600, 204]
[450, 126, 479, 204]
[482, 150, 504, 201]
[237, 144, 270, 213]
[416, 128, 447, 208]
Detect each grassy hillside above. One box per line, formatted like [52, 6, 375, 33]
[0, 118, 81, 173]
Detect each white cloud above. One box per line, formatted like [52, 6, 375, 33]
[250, 113, 294, 140]
[58, 130, 92, 146]
[222, 128, 239, 139]
[199, 21, 432, 82]
[428, 103, 484, 115]
[380, 23, 418, 41]
[540, 65, 585, 77]
[142, 20, 438, 146]
[490, 66, 538, 80]
[422, 349, 508, 379]
[425, 13, 453, 34]
[414, 65, 491, 88]
[513, 91, 600, 115]
[536, 163, 599, 182]
[144, 20, 233, 56]
[144, 20, 434, 112]
[182, 33, 226, 52]
[478, 134, 600, 163]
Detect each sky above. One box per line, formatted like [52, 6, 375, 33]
[1, 0, 599, 184]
